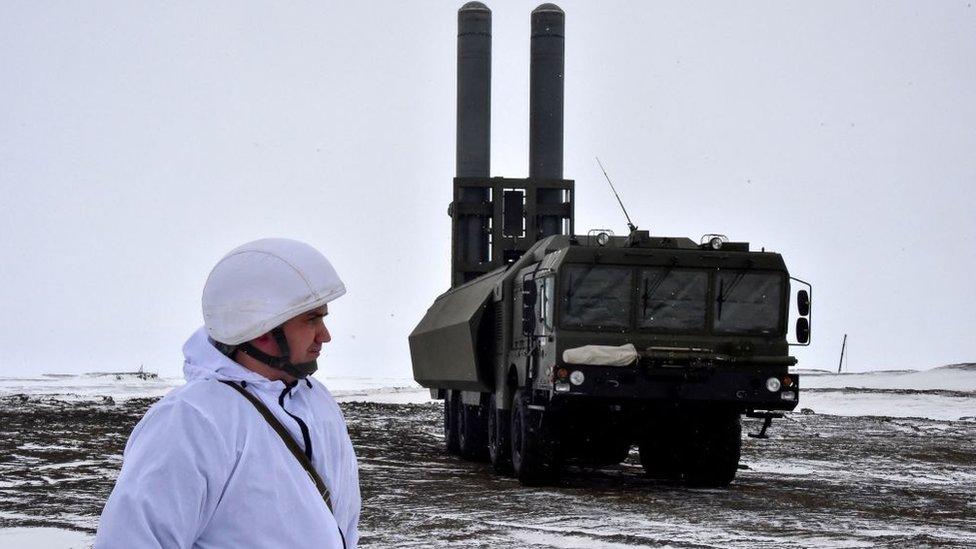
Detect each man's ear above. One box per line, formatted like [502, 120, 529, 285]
[249, 331, 285, 356]
[251, 333, 274, 349]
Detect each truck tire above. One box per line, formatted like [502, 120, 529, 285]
[510, 389, 559, 486]
[457, 397, 488, 461]
[682, 411, 742, 488]
[487, 392, 512, 474]
[444, 391, 460, 455]
[638, 427, 683, 480]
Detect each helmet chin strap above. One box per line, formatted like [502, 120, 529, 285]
[234, 326, 318, 379]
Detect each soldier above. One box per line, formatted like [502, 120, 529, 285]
[96, 238, 360, 548]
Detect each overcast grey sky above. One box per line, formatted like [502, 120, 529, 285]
[1, 1, 973, 378]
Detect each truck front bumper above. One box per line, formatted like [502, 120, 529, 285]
[550, 364, 799, 411]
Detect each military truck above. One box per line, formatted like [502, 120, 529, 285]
[410, 2, 812, 487]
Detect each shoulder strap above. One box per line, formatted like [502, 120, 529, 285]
[218, 380, 334, 513]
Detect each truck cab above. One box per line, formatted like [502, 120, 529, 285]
[517, 233, 801, 411]
[476, 232, 810, 485]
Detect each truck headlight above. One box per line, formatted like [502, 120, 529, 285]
[570, 370, 585, 386]
[597, 232, 610, 246]
[766, 377, 782, 392]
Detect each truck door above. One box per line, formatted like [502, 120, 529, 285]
[534, 275, 556, 382]
[537, 275, 554, 341]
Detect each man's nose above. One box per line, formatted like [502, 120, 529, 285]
[316, 323, 331, 344]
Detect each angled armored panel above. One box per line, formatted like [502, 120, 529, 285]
[409, 268, 507, 392]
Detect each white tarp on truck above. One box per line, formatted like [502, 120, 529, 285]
[562, 343, 639, 366]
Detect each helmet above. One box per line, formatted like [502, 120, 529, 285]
[202, 238, 345, 377]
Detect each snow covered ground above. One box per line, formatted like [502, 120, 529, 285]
[3, 364, 972, 418]
[0, 372, 431, 404]
[0, 527, 91, 549]
[0, 372, 429, 548]
[323, 376, 431, 404]
[0, 528, 91, 549]
[0, 364, 972, 547]
[0, 372, 182, 402]
[795, 364, 976, 421]
[797, 364, 976, 392]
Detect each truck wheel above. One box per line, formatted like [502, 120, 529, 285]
[638, 429, 682, 480]
[487, 392, 512, 474]
[683, 411, 742, 488]
[510, 389, 559, 486]
[444, 391, 460, 455]
[457, 397, 488, 461]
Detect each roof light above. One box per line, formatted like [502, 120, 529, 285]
[700, 233, 729, 250]
[597, 232, 611, 246]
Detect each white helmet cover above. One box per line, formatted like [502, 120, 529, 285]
[202, 238, 346, 345]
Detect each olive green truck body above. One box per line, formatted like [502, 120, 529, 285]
[409, 3, 810, 486]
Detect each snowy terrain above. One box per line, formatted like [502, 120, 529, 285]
[0, 364, 970, 410]
[795, 363, 976, 421]
[0, 372, 429, 548]
[0, 372, 431, 405]
[0, 365, 972, 548]
[3, 364, 972, 419]
[0, 527, 91, 549]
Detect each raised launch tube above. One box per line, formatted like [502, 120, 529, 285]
[530, 3, 565, 238]
[455, 2, 492, 286]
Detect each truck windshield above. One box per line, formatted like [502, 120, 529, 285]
[562, 265, 632, 329]
[638, 269, 708, 330]
[713, 271, 782, 334]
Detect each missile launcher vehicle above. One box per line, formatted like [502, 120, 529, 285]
[410, 2, 812, 487]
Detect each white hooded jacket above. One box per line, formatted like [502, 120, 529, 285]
[95, 327, 361, 548]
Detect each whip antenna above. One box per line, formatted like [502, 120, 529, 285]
[595, 157, 637, 233]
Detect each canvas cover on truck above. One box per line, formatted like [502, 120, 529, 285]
[409, 269, 506, 392]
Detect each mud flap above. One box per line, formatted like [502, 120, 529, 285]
[511, 390, 560, 485]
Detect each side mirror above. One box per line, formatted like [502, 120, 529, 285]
[797, 290, 810, 316]
[796, 317, 810, 344]
[521, 283, 537, 336]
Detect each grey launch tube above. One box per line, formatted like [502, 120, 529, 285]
[456, 2, 492, 284]
[530, 3, 565, 238]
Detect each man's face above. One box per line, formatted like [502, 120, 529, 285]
[281, 305, 331, 364]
